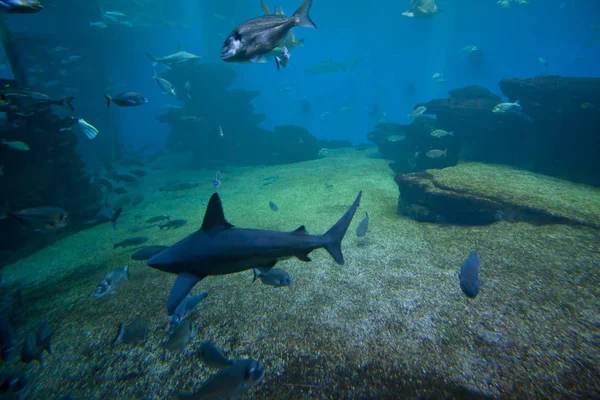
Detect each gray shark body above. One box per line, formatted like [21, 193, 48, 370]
[148, 191, 362, 314]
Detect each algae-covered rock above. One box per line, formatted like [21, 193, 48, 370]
[396, 163, 600, 227]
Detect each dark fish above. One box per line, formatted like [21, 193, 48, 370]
[96, 206, 122, 230]
[213, 171, 221, 188]
[148, 191, 362, 315]
[159, 219, 187, 230]
[159, 183, 199, 192]
[0, 316, 16, 360]
[0, 0, 43, 13]
[0, 88, 73, 114]
[356, 212, 369, 237]
[129, 169, 147, 177]
[459, 252, 480, 298]
[131, 245, 169, 261]
[146, 215, 171, 223]
[198, 341, 233, 369]
[21, 333, 43, 366]
[35, 321, 52, 355]
[113, 187, 128, 194]
[0, 373, 29, 398]
[5, 206, 69, 231]
[112, 318, 149, 346]
[268, 201, 278, 212]
[253, 267, 291, 287]
[324, 183, 334, 189]
[113, 237, 148, 249]
[114, 173, 138, 183]
[131, 194, 144, 207]
[262, 176, 278, 186]
[105, 92, 148, 108]
[221, 0, 316, 63]
[161, 319, 195, 352]
[94, 265, 130, 298]
[169, 292, 208, 334]
[97, 177, 113, 191]
[176, 359, 264, 399]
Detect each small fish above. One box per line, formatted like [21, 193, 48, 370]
[268, 201, 278, 212]
[61, 55, 82, 64]
[0, 0, 42, 13]
[407, 106, 426, 118]
[0, 315, 16, 360]
[221, 0, 316, 63]
[461, 45, 479, 53]
[146, 45, 201, 67]
[113, 173, 138, 183]
[94, 265, 130, 299]
[161, 319, 195, 352]
[432, 72, 443, 79]
[386, 135, 405, 142]
[262, 176, 278, 186]
[159, 219, 187, 230]
[275, 46, 291, 70]
[113, 237, 149, 249]
[113, 187, 127, 194]
[169, 292, 208, 334]
[129, 169, 147, 177]
[213, 171, 221, 188]
[198, 341, 233, 369]
[146, 215, 171, 223]
[459, 252, 480, 298]
[104, 11, 125, 17]
[153, 70, 176, 96]
[20, 333, 43, 366]
[112, 318, 149, 346]
[425, 149, 447, 158]
[218, 125, 224, 137]
[356, 212, 369, 237]
[1, 139, 29, 151]
[492, 100, 521, 113]
[96, 206, 122, 230]
[185, 81, 192, 99]
[253, 268, 291, 287]
[5, 206, 69, 231]
[105, 92, 148, 108]
[120, 20, 133, 27]
[159, 183, 199, 192]
[131, 245, 169, 261]
[537, 57, 548, 67]
[175, 359, 264, 399]
[430, 129, 454, 138]
[89, 21, 107, 28]
[35, 321, 52, 355]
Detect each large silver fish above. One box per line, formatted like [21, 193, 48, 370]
[221, 0, 316, 63]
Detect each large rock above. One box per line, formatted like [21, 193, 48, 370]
[395, 163, 600, 227]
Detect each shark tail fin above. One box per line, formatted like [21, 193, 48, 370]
[105, 94, 112, 108]
[323, 191, 362, 265]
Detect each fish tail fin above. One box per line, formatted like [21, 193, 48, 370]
[146, 52, 158, 63]
[111, 207, 122, 230]
[275, 56, 281, 71]
[293, 0, 317, 29]
[323, 191, 362, 265]
[60, 96, 75, 112]
[123, 265, 130, 280]
[111, 322, 125, 347]
[105, 94, 112, 108]
[443, 149, 448, 156]
[252, 269, 258, 283]
[515, 100, 520, 104]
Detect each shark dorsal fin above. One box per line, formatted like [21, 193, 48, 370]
[293, 225, 308, 234]
[201, 193, 234, 232]
[177, 44, 185, 52]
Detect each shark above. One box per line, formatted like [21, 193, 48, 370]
[145, 45, 201, 67]
[148, 191, 362, 314]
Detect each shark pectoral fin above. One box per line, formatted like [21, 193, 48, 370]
[295, 253, 312, 262]
[168, 273, 203, 315]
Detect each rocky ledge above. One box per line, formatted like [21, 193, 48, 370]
[396, 163, 600, 226]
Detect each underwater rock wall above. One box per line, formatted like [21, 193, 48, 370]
[371, 76, 600, 187]
[157, 63, 325, 167]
